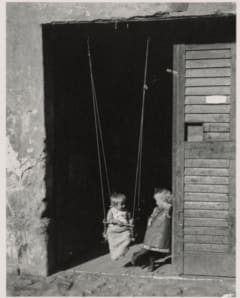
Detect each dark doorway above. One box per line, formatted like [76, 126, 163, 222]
[44, 28, 173, 269]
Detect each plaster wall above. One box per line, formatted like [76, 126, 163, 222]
[7, 2, 235, 276]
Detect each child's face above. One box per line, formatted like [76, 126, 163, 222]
[154, 193, 169, 209]
[115, 199, 126, 211]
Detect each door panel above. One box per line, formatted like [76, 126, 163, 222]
[173, 43, 235, 277]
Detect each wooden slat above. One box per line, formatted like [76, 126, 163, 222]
[185, 105, 230, 114]
[186, 50, 231, 60]
[186, 44, 231, 50]
[185, 77, 231, 86]
[184, 226, 229, 236]
[185, 86, 230, 95]
[184, 142, 234, 160]
[184, 176, 229, 185]
[184, 168, 229, 177]
[184, 201, 229, 210]
[184, 209, 228, 219]
[184, 184, 228, 193]
[185, 193, 228, 202]
[184, 243, 229, 253]
[203, 123, 230, 132]
[185, 218, 228, 227]
[185, 159, 229, 168]
[185, 141, 234, 150]
[184, 243, 228, 252]
[186, 59, 231, 68]
[185, 113, 230, 123]
[185, 146, 233, 159]
[205, 132, 230, 141]
[185, 68, 231, 78]
[185, 96, 230, 105]
[184, 235, 229, 244]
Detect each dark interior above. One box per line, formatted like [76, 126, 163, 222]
[42, 16, 235, 272]
[53, 30, 173, 266]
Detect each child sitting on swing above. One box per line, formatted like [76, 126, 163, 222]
[104, 193, 134, 260]
[131, 188, 172, 271]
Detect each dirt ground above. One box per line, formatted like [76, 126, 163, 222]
[6, 243, 235, 297]
[7, 270, 235, 297]
[7, 252, 236, 298]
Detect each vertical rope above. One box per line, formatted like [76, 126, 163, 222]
[137, 123, 143, 211]
[133, 37, 150, 219]
[93, 87, 111, 198]
[87, 38, 106, 220]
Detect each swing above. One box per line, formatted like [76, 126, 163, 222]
[87, 37, 150, 241]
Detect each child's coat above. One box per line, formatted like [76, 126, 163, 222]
[143, 206, 171, 252]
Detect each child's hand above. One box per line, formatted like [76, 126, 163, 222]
[102, 232, 108, 241]
[112, 220, 125, 226]
[165, 204, 172, 217]
[147, 219, 152, 227]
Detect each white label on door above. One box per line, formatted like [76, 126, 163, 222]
[206, 95, 227, 104]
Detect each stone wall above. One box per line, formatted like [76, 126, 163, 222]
[7, 2, 235, 276]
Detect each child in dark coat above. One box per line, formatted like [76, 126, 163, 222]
[131, 188, 172, 271]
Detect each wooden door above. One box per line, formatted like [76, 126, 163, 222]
[173, 43, 235, 277]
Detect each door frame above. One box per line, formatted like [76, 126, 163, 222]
[172, 44, 185, 275]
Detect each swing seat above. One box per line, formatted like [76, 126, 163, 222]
[103, 220, 135, 243]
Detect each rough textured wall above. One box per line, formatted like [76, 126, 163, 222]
[7, 2, 235, 276]
[7, 5, 47, 275]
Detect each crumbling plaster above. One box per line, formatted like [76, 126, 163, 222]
[7, 2, 235, 276]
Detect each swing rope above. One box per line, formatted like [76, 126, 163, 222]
[87, 38, 111, 220]
[92, 80, 112, 199]
[87, 36, 150, 224]
[132, 37, 150, 220]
